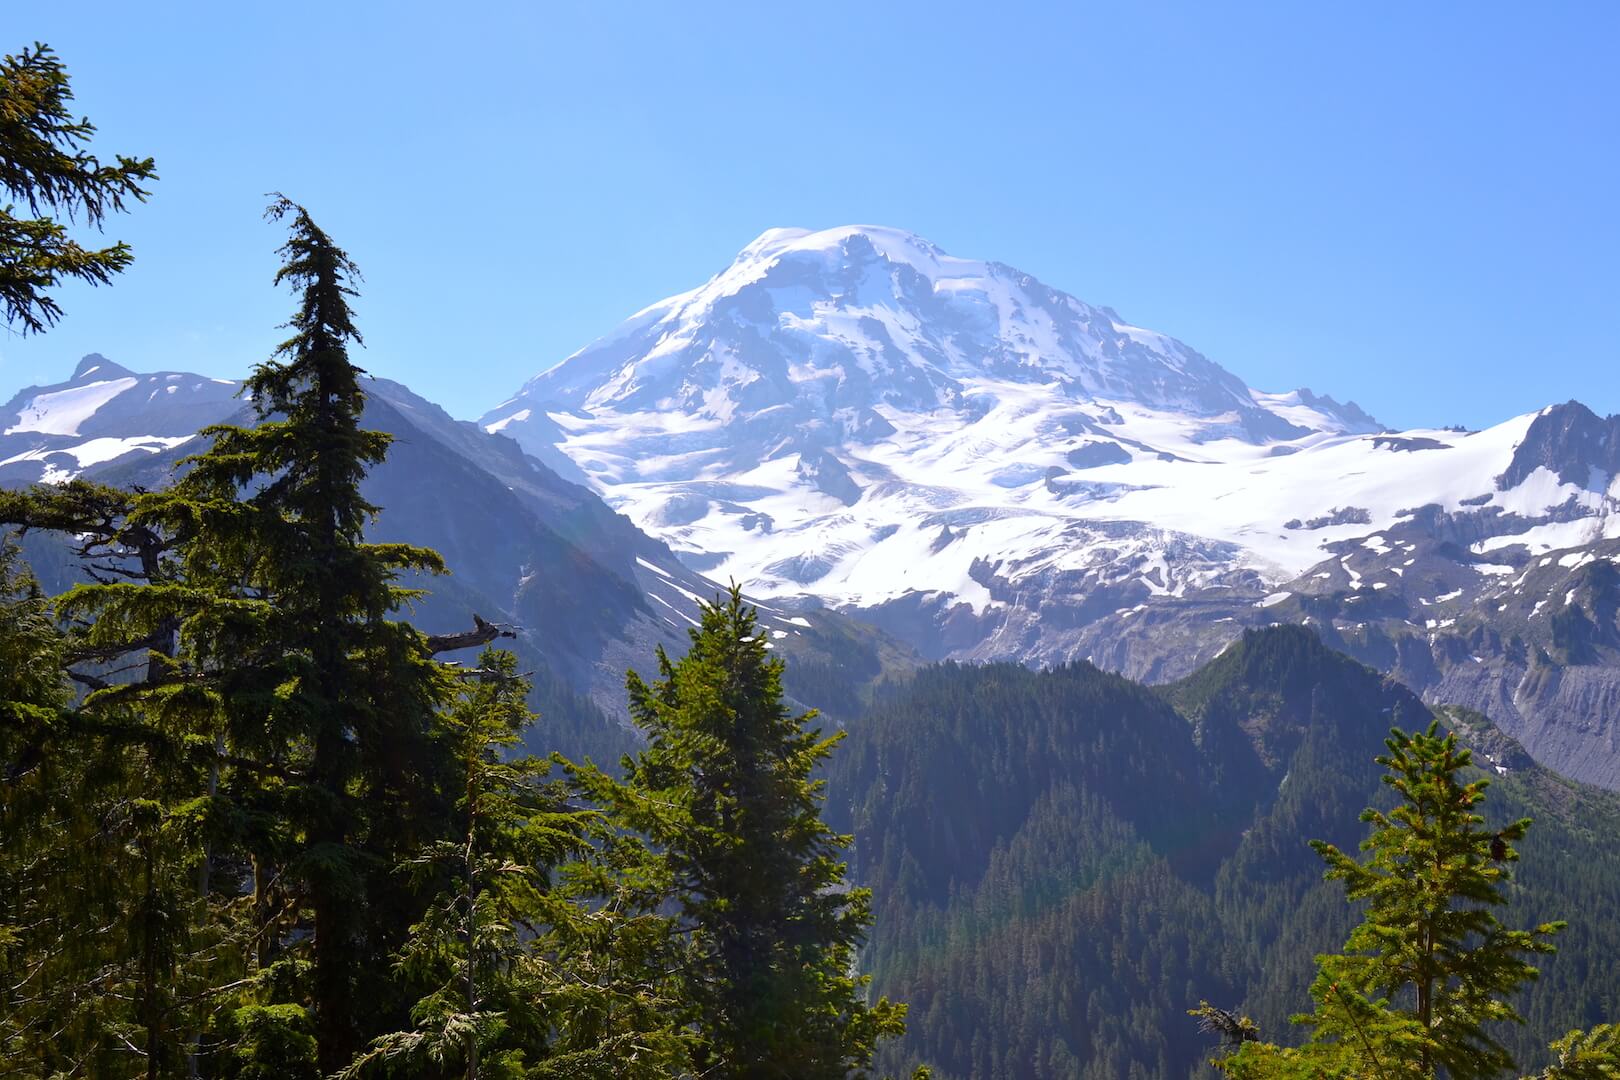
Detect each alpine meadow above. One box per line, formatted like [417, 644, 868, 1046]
[5, 17, 1620, 1080]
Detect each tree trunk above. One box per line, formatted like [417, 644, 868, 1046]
[312, 717, 356, 1075]
[142, 836, 163, 1080]
[465, 742, 479, 1080]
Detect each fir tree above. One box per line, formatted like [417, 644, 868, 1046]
[1305, 723, 1562, 1078]
[341, 648, 692, 1079]
[0, 478, 180, 690]
[0, 41, 156, 333]
[179, 196, 456, 1071]
[1209, 722, 1570, 1079]
[573, 585, 907, 1079]
[60, 196, 461, 1072]
[0, 536, 64, 710]
[0, 535, 221, 1079]
[2, 197, 519, 1076]
[0, 538, 71, 1068]
[1535, 1025, 1620, 1079]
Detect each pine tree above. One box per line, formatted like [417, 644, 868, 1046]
[340, 648, 692, 1079]
[0, 534, 222, 1079]
[0, 41, 156, 333]
[573, 585, 907, 1079]
[1208, 722, 1567, 1079]
[57, 196, 464, 1072]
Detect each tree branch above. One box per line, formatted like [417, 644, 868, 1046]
[66, 669, 112, 692]
[62, 626, 172, 665]
[425, 613, 516, 655]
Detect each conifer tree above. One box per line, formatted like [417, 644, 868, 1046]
[0, 538, 71, 1066]
[0, 478, 181, 690]
[0, 535, 222, 1079]
[0, 41, 156, 333]
[1536, 1025, 1620, 1080]
[573, 585, 907, 1079]
[0, 537, 64, 711]
[61, 196, 462, 1072]
[1207, 722, 1570, 1079]
[181, 195, 456, 1071]
[341, 648, 692, 1079]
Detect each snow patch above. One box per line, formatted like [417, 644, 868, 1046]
[5, 378, 138, 436]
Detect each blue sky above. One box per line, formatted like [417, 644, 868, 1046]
[6, 1, 1617, 430]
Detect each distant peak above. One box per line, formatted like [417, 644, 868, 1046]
[72, 353, 134, 381]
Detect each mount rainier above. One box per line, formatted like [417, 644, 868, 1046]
[4, 226, 1618, 787]
[483, 225, 1620, 786]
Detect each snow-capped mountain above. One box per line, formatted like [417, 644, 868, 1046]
[0, 354, 241, 484]
[1, 355, 903, 737]
[5, 229, 1618, 787]
[483, 225, 1620, 786]
[482, 226, 1390, 599]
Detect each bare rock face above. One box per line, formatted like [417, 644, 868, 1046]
[1437, 662, 1620, 789]
[1498, 401, 1620, 490]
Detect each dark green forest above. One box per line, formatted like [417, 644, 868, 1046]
[5, 39, 1620, 1080]
[829, 630, 1620, 1079]
[0, 48, 905, 1076]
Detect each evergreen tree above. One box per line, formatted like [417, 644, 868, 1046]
[573, 585, 907, 1078]
[0, 537, 71, 1067]
[189, 195, 455, 1072]
[0, 534, 225, 1079]
[1210, 722, 1568, 1079]
[0, 41, 156, 333]
[0, 536, 64, 711]
[62, 196, 462, 1072]
[342, 648, 692, 1079]
[1535, 1025, 1620, 1080]
[0, 478, 180, 690]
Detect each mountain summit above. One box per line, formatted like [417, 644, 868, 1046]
[482, 226, 1620, 787]
[489, 223, 1374, 443]
[481, 225, 1389, 594]
[3, 233, 1618, 788]
[478, 229, 1612, 619]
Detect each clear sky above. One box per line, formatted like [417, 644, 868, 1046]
[6, 2, 1617, 430]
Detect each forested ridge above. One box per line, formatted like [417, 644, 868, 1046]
[831, 629, 1620, 1079]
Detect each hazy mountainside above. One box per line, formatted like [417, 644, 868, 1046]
[481, 225, 1620, 787]
[0, 356, 908, 759]
[828, 626, 1620, 1080]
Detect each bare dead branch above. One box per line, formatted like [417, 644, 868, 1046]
[425, 613, 516, 655]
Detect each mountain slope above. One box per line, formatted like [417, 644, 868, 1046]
[482, 226, 1620, 786]
[482, 225, 1383, 600]
[0, 354, 240, 485]
[1, 356, 914, 755]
